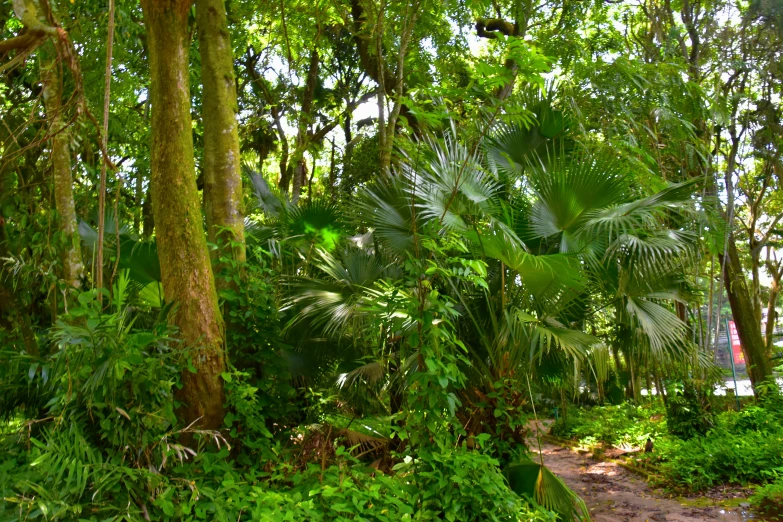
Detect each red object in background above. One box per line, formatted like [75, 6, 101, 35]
[727, 320, 746, 365]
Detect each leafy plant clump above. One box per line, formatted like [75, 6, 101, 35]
[0, 263, 568, 521]
[664, 384, 715, 440]
[751, 476, 783, 520]
[559, 401, 783, 493]
[634, 401, 783, 492]
[549, 403, 667, 450]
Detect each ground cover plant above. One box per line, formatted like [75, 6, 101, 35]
[1, 0, 783, 519]
[550, 403, 667, 450]
[553, 396, 783, 497]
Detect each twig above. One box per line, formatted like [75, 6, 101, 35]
[97, 0, 116, 304]
[525, 374, 545, 467]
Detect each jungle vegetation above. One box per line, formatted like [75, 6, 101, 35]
[0, 0, 782, 519]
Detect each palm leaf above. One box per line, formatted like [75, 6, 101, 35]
[356, 177, 419, 255]
[505, 460, 591, 522]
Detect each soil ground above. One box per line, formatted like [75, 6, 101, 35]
[529, 422, 759, 522]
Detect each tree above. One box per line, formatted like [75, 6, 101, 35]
[196, 0, 246, 268]
[40, 37, 82, 289]
[140, 0, 226, 430]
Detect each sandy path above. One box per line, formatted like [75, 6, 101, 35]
[528, 427, 750, 522]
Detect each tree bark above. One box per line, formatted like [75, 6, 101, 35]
[196, 0, 245, 270]
[140, 0, 226, 430]
[244, 53, 289, 190]
[40, 41, 82, 289]
[96, 0, 116, 304]
[764, 258, 782, 354]
[766, 280, 779, 354]
[349, 0, 419, 136]
[720, 236, 775, 393]
[328, 138, 336, 201]
[141, 184, 154, 239]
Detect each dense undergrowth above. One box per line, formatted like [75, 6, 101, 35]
[0, 266, 567, 521]
[551, 392, 783, 516]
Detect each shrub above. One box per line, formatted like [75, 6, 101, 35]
[549, 403, 666, 449]
[653, 424, 783, 491]
[751, 476, 783, 520]
[664, 385, 715, 440]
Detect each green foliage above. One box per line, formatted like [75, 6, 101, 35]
[217, 254, 296, 447]
[8, 0, 781, 512]
[642, 399, 783, 491]
[654, 423, 783, 491]
[549, 403, 667, 448]
[751, 475, 783, 520]
[340, 134, 380, 196]
[664, 384, 715, 440]
[0, 275, 197, 519]
[406, 445, 556, 522]
[505, 460, 589, 522]
[560, 401, 783, 493]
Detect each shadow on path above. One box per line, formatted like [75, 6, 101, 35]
[527, 421, 754, 522]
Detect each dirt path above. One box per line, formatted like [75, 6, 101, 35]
[529, 426, 752, 522]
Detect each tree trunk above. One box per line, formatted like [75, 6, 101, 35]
[328, 139, 336, 201]
[40, 41, 82, 289]
[141, 0, 226, 430]
[765, 275, 780, 354]
[291, 154, 307, 203]
[342, 114, 353, 183]
[751, 255, 763, 325]
[196, 0, 245, 271]
[720, 236, 774, 393]
[141, 184, 154, 239]
[653, 362, 668, 407]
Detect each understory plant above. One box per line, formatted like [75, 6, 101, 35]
[751, 476, 783, 520]
[550, 403, 667, 449]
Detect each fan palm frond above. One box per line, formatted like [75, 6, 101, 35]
[407, 132, 501, 233]
[526, 149, 629, 253]
[582, 177, 700, 241]
[247, 167, 286, 218]
[505, 459, 591, 522]
[356, 176, 419, 256]
[486, 83, 571, 177]
[283, 249, 390, 338]
[623, 296, 689, 356]
[287, 200, 346, 252]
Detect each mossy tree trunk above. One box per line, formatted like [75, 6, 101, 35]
[40, 41, 82, 289]
[196, 0, 245, 271]
[720, 236, 775, 394]
[140, 0, 226, 430]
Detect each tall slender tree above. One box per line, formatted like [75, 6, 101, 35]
[40, 41, 82, 289]
[196, 0, 245, 268]
[140, 0, 226, 430]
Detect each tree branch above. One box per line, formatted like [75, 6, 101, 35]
[475, 18, 518, 39]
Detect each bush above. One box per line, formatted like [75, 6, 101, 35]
[650, 420, 783, 491]
[549, 416, 585, 439]
[549, 403, 666, 449]
[0, 277, 196, 519]
[664, 385, 715, 440]
[751, 476, 783, 520]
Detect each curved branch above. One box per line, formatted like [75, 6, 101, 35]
[475, 18, 518, 39]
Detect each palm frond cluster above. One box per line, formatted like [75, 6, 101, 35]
[233, 88, 704, 426]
